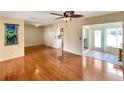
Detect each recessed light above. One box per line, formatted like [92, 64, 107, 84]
[33, 23, 41, 27]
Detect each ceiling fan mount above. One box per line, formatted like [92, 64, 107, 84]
[63, 11, 74, 17]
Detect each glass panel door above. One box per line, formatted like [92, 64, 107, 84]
[94, 30, 102, 48]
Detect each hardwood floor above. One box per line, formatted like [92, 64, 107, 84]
[0, 45, 124, 80]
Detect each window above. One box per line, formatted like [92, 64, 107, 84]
[105, 28, 123, 48]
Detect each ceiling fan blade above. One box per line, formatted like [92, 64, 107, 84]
[50, 13, 63, 16]
[71, 14, 84, 18]
[55, 17, 64, 20]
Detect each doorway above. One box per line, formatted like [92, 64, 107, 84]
[82, 22, 123, 65]
[56, 27, 64, 49]
[56, 27, 64, 61]
[94, 30, 102, 51]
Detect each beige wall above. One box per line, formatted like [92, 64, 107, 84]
[25, 25, 43, 47]
[63, 20, 83, 55]
[0, 18, 24, 61]
[43, 19, 83, 55]
[43, 25, 58, 48]
[42, 12, 124, 64]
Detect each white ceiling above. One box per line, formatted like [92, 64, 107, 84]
[0, 11, 118, 26]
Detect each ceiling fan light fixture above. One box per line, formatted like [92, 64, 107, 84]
[63, 17, 71, 22]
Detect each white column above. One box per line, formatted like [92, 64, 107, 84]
[122, 21, 124, 68]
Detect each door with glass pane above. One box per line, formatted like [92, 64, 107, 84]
[94, 30, 102, 51]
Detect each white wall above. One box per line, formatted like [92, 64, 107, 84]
[25, 25, 43, 47]
[0, 18, 24, 61]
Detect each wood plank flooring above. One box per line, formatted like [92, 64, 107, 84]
[0, 45, 124, 80]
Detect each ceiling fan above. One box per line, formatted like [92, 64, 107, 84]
[50, 11, 84, 22]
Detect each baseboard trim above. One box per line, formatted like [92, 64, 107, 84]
[41, 45, 82, 57]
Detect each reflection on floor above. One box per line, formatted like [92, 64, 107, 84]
[84, 50, 122, 65]
[83, 57, 124, 80]
[0, 45, 124, 80]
